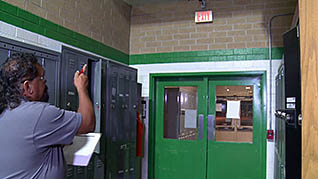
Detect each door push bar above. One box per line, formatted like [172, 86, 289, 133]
[198, 114, 215, 140]
[198, 114, 204, 140]
[207, 115, 215, 141]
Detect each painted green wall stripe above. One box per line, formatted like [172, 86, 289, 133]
[58, 25, 74, 37]
[17, 8, 39, 25]
[1, 2, 17, 15]
[129, 47, 283, 65]
[39, 18, 58, 31]
[0, 1, 129, 65]
[0, 11, 23, 27]
[22, 21, 44, 35]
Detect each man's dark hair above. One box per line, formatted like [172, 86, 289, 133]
[0, 53, 39, 114]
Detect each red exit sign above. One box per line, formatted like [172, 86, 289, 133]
[195, 10, 213, 23]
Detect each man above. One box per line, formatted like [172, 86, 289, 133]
[0, 53, 95, 178]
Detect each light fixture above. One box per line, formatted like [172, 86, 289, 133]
[198, 0, 206, 9]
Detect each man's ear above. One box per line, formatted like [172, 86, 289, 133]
[22, 80, 33, 97]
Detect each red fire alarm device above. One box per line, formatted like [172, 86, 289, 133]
[267, 129, 274, 141]
[195, 10, 213, 23]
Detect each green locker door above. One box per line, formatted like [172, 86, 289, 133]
[152, 74, 266, 179]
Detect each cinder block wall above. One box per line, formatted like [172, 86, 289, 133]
[4, 0, 131, 54]
[130, 0, 297, 55]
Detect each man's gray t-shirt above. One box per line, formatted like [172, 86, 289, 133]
[0, 101, 82, 179]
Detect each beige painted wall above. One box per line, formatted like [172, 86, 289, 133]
[130, 0, 297, 54]
[4, 0, 131, 54]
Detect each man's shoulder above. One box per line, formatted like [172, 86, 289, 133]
[22, 101, 52, 110]
[24, 101, 64, 114]
[18, 101, 60, 115]
[23, 101, 48, 106]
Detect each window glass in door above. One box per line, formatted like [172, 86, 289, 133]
[215, 85, 253, 143]
[164, 86, 198, 140]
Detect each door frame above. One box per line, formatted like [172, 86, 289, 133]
[148, 71, 267, 179]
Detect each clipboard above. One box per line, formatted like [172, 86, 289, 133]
[63, 133, 101, 166]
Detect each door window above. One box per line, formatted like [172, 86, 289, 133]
[215, 85, 253, 143]
[163, 86, 198, 140]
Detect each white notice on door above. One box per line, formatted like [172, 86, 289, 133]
[184, 109, 197, 128]
[226, 100, 241, 119]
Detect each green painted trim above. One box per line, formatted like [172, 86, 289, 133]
[0, 1, 129, 64]
[150, 71, 266, 78]
[148, 74, 155, 179]
[261, 71, 268, 179]
[130, 48, 283, 65]
[148, 71, 268, 179]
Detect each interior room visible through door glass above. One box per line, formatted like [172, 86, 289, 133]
[215, 85, 253, 143]
[164, 86, 198, 140]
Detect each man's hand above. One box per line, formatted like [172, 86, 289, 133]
[74, 64, 88, 92]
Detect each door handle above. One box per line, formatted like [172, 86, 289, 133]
[198, 114, 204, 140]
[208, 115, 215, 141]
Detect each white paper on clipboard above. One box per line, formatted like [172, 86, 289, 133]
[63, 133, 101, 166]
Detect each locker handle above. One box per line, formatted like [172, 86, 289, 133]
[207, 115, 215, 141]
[41, 58, 45, 67]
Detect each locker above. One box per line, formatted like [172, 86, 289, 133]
[94, 154, 105, 179]
[111, 71, 119, 140]
[129, 71, 137, 179]
[61, 50, 88, 111]
[66, 165, 75, 179]
[129, 143, 137, 178]
[61, 52, 77, 110]
[86, 155, 95, 179]
[274, 26, 301, 179]
[0, 48, 9, 64]
[129, 71, 137, 142]
[74, 166, 86, 179]
[61, 47, 138, 179]
[105, 61, 138, 179]
[108, 64, 127, 178]
[61, 47, 103, 179]
[119, 72, 126, 141]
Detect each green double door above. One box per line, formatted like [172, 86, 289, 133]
[154, 75, 266, 179]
